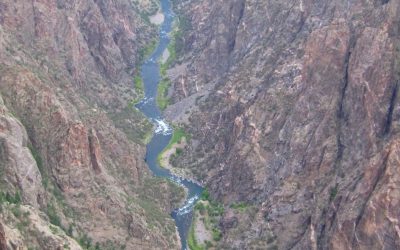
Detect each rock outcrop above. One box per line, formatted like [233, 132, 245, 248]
[168, 0, 400, 249]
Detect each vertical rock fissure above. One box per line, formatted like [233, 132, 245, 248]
[383, 82, 398, 136]
[335, 34, 356, 164]
[228, 0, 246, 53]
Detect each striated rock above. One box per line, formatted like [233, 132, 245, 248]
[88, 129, 103, 174]
[169, 0, 400, 249]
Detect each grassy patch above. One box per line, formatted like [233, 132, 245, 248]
[157, 127, 188, 165]
[78, 232, 93, 249]
[166, 127, 188, 151]
[189, 189, 224, 249]
[329, 184, 338, 202]
[0, 191, 22, 205]
[230, 202, 250, 212]
[138, 39, 158, 64]
[156, 77, 171, 110]
[134, 75, 144, 103]
[47, 202, 62, 228]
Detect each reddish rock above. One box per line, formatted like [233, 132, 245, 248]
[0, 222, 6, 250]
[88, 129, 103, 174]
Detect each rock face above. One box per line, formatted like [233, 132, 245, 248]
[168, 0, 400, 249]
[0, 0, 184, 249]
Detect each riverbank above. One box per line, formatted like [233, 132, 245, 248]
[188, 197, 224, 250]
[157, 127, 204, 187]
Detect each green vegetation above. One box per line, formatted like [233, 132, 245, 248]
[78, 232, 93, 249]
[154, 15, 192, 110]
[133, 75, 145, 103]
[188, 219, 205, 250]
[47, 202, 62, 228]
[138, 198, 167, 227]
[212, 228, 222, 241]
[108, 104, 153, 145]
[28, 144, 48, 188]
[14, 206, 31, 232]
[230, 202, 250, 212]
[11, 205, 22, 218]
[167, 127, 188, 151]
[189, 189, 224, 249]
[138, 39, 158, 64]
[157, 126, 189, 166]
[130, 177, 185, 240]
[156, 41, 174, 110]
[200, 189, 210, 201]
[139, 177, 185, 207]
[175, 148, 183, 156]
[156, 16, 188, 110]
[26, 144, 79, 240]
[0, 191, 22, 205]
[157, 78, 171, 110]
[330, 184, 338, 201]
[0, 194, 32, 233]
[157, 34, 175, 110]
[166, 15, 192, 59]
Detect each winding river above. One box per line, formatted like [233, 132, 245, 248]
[135, 0, 203, 249]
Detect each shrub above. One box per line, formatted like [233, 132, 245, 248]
[47, 203, 61, 227]
[200, 189, 210, 201]
[212, 228, 222, 241]
[329, 185, 338, 201]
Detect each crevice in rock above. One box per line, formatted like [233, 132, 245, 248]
[376, 0, 390, 6]
[335, 34, 357, 164]
[227, 0, 246, 54]
[287, 216, 312, 249]
[88, 129, 103, 174]
[383, 82, 398, 136]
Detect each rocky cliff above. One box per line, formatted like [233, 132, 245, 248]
[0, 0, 184, 249]
[166, 0, 400, 249]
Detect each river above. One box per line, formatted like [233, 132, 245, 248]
[135, 0, 204, 249]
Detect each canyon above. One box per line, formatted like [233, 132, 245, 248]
[0, 0, 400, 249]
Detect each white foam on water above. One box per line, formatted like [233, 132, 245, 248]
[153, 118, 173, 135]
[170, 175, 183, 184]
[139, 96, 151, 105]
[177, 195, 199, 215]
[144, 97, 153, 105]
